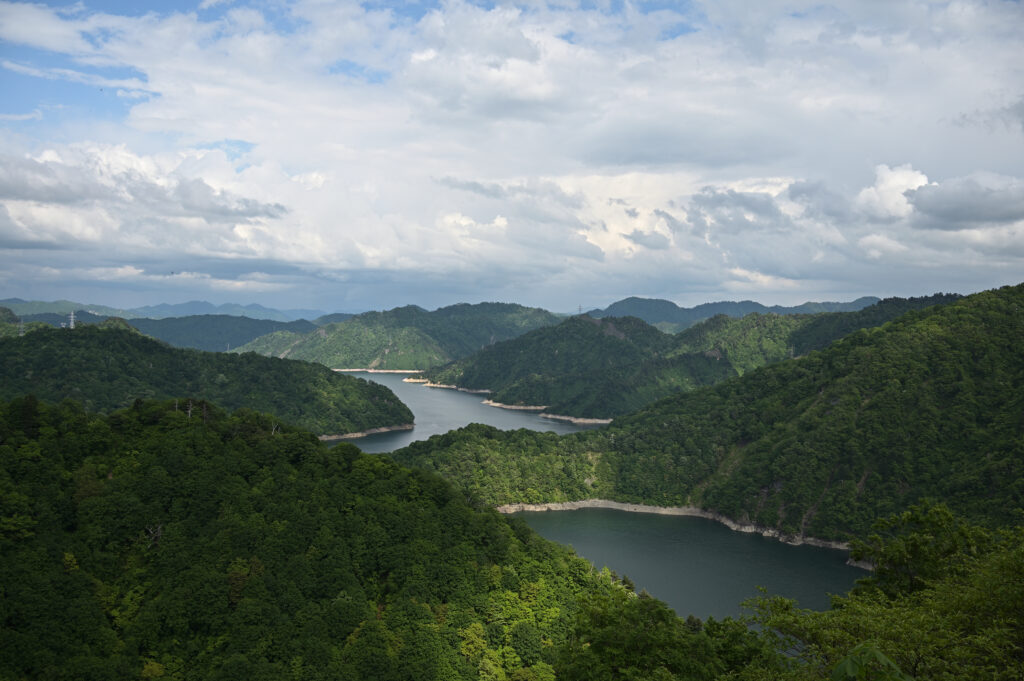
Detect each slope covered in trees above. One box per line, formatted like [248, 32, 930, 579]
[4, 400, 1017, 680]
[422, 294, 959, 419]
[0, 326, 412, 436]
[588, 295, 879, 333]
[425, 316, 734, 418]
[394, 284, 1024, 540]
[0, 397, 776, 681]
[234, 302, 561, 370]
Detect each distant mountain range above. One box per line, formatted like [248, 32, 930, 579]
[424, 294, 961, 419]
[587, 295, 880, 333]
[0, 298, 328, 322]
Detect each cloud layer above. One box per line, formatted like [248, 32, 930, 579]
[1, 0, 1022, 311]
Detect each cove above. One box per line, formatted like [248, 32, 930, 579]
[345, 371, 597, 453]
[513, 507, 866, 619]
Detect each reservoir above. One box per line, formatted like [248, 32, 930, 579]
[513, 508, 865, 619]
[346, 371, 597, 453]
[354, 371, 864, 617]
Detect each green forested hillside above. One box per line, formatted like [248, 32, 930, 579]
[234, 302, 561, 370]
[394, 284, 1024, 540]
[0, 326, 412, 435]
[0, 397, 772, 681]
[426, 316, 734, 418]
[4, 400, 1018, 680]
[422, 294, 959, 419]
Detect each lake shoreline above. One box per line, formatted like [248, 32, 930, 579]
[334, 369, 424, 374]
[497, 499, 869, 567]
[319, 423, 415, 441]
[421, 381, 491, 394]
[540, 412, 613, 425]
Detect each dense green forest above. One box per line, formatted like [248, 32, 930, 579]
[0, 397, 762, 680]
[0, 326, 412, 436]
[2, 398, 1019, 680]
[422, 294, 959, 419]
[234, 303, 561, 370]
[395, 284, 1024, 540]
[588, 295, 879, 333]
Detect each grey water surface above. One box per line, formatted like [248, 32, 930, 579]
[345, 371, 597, 453]
[513, 508, 865, 619]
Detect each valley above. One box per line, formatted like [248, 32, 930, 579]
[1, 284, 1021, 680]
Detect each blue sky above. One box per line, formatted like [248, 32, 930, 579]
[1, 0, 1022, 313]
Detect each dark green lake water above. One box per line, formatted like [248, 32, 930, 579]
[355, 372, 865, 618]
[514, 508, 865, 619]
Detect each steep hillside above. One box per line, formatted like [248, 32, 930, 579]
[394, 284, 1024, 541]
[0, 326, 412, 436]
[426, 316, 734, 418]
[234, 302, 561, 370]
[589, 295, 879, 333]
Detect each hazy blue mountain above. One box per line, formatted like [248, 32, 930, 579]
[127, 300, 324, 321]
[588, 295, 880, 333]
[1, 298, 326, 322]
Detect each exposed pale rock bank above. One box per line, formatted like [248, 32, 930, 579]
[496, 499, 864, 561]
[319, 423, 414, 441]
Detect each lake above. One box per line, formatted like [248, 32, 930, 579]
[344, 371, 597, 453]
[353, 371, 865, 618]
[513, 508, 865, 619]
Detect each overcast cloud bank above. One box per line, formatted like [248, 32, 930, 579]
[1, 0, 1021, 311]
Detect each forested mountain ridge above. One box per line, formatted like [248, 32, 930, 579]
[393, 283, 1024, 540]
[588, 295, 880, 333]
[234, 302, 561, 370]
[422, 294, 961, 419]
[0, 326, 412, 436]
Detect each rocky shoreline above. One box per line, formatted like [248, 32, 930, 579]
[496, 499, 869, 567]
[483, 399, 547, 411]
[334, 369, 424, 374]
[539, 413, 613, 425]
[319, 423, 415, 441]
[420, 382, 491, 394]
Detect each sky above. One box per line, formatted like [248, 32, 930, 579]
[1, 0, 1022, 314]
